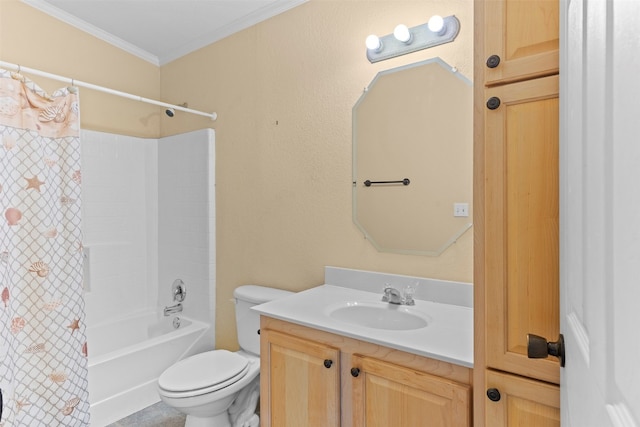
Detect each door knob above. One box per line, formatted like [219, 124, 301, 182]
[527, 333, 566, 367]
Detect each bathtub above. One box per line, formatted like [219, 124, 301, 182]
[86, 310, 209, 426]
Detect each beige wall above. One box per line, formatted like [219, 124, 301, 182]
[0, 0, 162, 138]
[160, 0, 474, 350]
[2, 0, 473, 351]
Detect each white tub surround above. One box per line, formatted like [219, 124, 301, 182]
[252, 266, 473, 367]
[82, 129, 216, 337]
[81, 129, 216, 424]
[158, 129, 216, 339]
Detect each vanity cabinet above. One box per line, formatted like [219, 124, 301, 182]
[260, 317, 472, 427]
[260, 329, 340, 426]
[475, 0, 560, 425]
[483, 0, 559, 86]
[350, 355, 471, 427]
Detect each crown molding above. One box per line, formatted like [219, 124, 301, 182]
[22, 0, 160, 65]
[159, 0, 308, 65]
[21, 0, 309, 67]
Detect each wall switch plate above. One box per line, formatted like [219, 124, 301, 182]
[453, 203, 469, 217]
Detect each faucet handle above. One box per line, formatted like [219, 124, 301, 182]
[172, 279, 186, 302]
[402, 283, 417, 305]
[381, 285, 392, 302]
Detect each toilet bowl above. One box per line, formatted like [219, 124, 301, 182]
[157, 285, 293, 427]
[158, 350, 260, 427]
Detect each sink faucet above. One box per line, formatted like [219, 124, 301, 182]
[164, 302, 183, 316]
[382, 285, 416, 305]
[382, 287, 403, 305]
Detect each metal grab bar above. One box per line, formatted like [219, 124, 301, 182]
[364, 178, 410, 187]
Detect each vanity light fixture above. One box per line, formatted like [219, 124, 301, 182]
[428, 15, 446, 35]
[365, 34, 383, 52]
[365, 15, 460, 63]
[393, 24, 412, 43]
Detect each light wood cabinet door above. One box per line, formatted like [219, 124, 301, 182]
[484, 0, 559, 86]
[485, 370, 559, 427]
[350, 355, 471, 427]
[260, 329, 340, 427]
[484, 75, 560, 385]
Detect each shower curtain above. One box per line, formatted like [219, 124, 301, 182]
[0, 69, 89, 426]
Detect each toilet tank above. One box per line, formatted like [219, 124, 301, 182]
[234, 285, 293, 356]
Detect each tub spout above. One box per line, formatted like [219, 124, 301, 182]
[164, 303, 183, 316]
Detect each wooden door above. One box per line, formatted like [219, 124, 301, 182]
[484, 0, 559, 85]
[484, 74, 560, 385]
[485, 370, 559, 426]
[350, 355, 471, 427]
[260, 329, 340, 427]
[560, 0, 640, 425]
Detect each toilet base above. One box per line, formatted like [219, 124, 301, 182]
[185, 411, 231, 427]
[183, 412, 259, 427]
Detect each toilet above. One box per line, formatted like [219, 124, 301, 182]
[158, 285, 293, 427]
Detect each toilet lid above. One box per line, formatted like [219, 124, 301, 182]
[158, 350, 249, 394]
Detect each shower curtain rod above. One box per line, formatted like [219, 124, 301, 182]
[0, 61, 217, 121]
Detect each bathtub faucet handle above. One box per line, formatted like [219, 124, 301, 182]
[172, 279, 186, 302]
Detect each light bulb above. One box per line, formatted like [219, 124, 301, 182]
[393, 24, 412, 43]
[428, 15, 445, 35]
[365, 34, 382, 51]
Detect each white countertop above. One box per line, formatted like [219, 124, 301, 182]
[252, 284, 473, 368]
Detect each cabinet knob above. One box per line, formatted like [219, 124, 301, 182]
[486, 388, 501, 402]
[486, 55, 501, 68]
[323, 359, 333, 369]
[527, 333, 566, 367]
[257, 329, 260, 335]
[350, 367, 360, 377]
[486, 97, 501, 110]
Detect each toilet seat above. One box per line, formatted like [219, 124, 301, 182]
[158, 350, 249, 398]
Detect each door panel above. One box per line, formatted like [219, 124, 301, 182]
[560, 0, 640, 425]
[484, 0, 559, 85]
[485, 75, 560, 384]
[486, 370, 559, 427]
[262, 330, 340, 427]
[351, 355, 470, 427]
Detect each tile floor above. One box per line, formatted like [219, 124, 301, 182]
[106, 401, 186, 427]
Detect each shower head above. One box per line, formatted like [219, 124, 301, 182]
[165, 102, 188, 118]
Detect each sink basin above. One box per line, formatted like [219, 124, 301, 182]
[327, 302, 429, 330]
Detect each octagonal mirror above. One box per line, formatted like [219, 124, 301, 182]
[352, 58, 472, 256]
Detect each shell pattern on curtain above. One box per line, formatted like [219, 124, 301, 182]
[0, 69, 89, 426]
